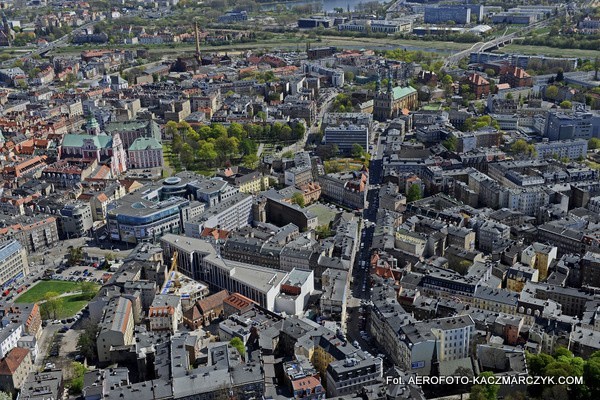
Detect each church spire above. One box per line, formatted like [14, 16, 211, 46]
[387, 68, 393, 93]
[375, 72, 381, 93]
[430, 339, 440, 377]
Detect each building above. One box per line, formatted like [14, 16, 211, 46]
[217, 167, 269, 194]
[397, 315, 475, 374]
[104, 120, 161, 150]
[0, 216, 59, 253]
[424, 6, 471, 24]
[520, 242, 557, 281]
[302, 63, 344, 87]
[477, 221, 510, 253]
[183, 289, 229, 329]
[580, 252, 600, 288]
[325, 355, 382, 397]
[0, 240, 29, 287]
[534, 139, 588, 160]
[0, 347, 33, 396]
[97, 297, 135, 364]
[298, 17, 333, 29]
[320, 269, 348, 323]
[373, 80, 418, 122]
[499, 66, 532, 88]
[162, 234, 290, 311]
[148, 294, 182, 333]
[128, 137, 163, 169]
[60, 202, 94, 238]
[464, 73, 490, 99]
[545, 112, 600, 141]
[19, 370, 63, 400]
[107, 174, 211, 243]
[60, 118, 127, 177]
[218, 11, 248, 23]
[323, 124, 369, 155]
[184, 192, 253, 238]
[506, 263, 539, 292]
[318, 171, 368, 210]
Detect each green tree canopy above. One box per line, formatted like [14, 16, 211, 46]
[407, 184, 422, 203]
[230, 337, 246, 357]
[291, 192, 305, 207]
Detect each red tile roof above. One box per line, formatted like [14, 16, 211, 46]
[468, 73, 489, 86]
[197, 290, 229, 314]
[0, 347, 30, 375]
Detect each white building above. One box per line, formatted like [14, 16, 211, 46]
[184, 192, 253, 237]
[0, 241, 29, 287]
[534, 138, 588, 160]
[0, 324, 23, 359]
[274, 268, 314, 316]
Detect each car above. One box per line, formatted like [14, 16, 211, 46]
[353, 340, 360, 347]
[59, 326, 68, 333]
[60, 319, 67, 324]
[67, 318, 75, 323]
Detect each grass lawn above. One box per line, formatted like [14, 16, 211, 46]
[423, 103, 442, 111]
[499, 44, 598, 59]
[41, 294, 90, 319]
[16, 280, 80, 303]
[307, 203, 338, 227]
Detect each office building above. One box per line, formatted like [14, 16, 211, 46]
[424, 6, 471, 24]
[0, 240, 29, 287]
[324, 124, 369, 155]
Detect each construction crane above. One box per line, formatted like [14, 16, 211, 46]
[169, 250, 181, 288]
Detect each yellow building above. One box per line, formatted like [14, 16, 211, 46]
[217, 167, 270, 194]
[506, 263, 539, 293]
[520, 243, 557, 281]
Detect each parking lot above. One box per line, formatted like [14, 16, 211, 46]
[49, 264, 112, 285]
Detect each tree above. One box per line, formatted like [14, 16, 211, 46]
[67, 247, 83, 266]
[282, 150, 294, 159]
[242, 154, 259, 169]
[442, 135, 457, 151]
[511, 139, 537, 158]
[79, 281, 97, 300]
[351, 143, 365, 159]
[229, 337, 246, 358]
[559, 100, 572, 109]
[589, 137, 600, 150]
[556, 68, 564, 82]
[69, 362, 87, 394]
[291, 192, 305, 207]
[77, 321, 99, 362]
[0, 392, 11, 400]
[315, 224, 333, 239]
[407, 184, 422, 203]
[42, 292, 64, 320]
[470, 372, 499, 400]
[484, 68, 496, 77]
[546, 85, 559, 101]
[344, 71, 354, 82]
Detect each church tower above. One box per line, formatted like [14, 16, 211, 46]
[86, 114, 101, 136]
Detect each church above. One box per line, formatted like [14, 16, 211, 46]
[59, 115, 128, 176]
[373, 72, 418, 122]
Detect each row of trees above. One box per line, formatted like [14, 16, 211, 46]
[526, 347, 600, 399]
[169, 121, 305, 170]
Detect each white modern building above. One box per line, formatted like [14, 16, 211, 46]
[0, 240, 29, 287]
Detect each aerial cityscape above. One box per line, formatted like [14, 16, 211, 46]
[0, 0, 598, 399]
